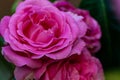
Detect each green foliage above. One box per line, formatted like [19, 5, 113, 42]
[106, 0, 120, 67]
[0, 37, 14, 80]
[80, 0, 112, 68]
[105, 68, 120, 80]
[11, 0, 23, 13]
[80, 0, 120, 68]
[50, 0, 56, 2]
[0, 55, 14, 80]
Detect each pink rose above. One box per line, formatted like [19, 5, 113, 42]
[0, 0, 87, 67]
[14, 49, 104, 80]
[54, 1, 102, 53]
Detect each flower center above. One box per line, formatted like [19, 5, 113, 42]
[21, 11, 59, 43]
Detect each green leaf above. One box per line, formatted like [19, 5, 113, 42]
[106, 0, 120, 67]
[79, 0, 112, 68]
[105, 68, 120, 80]
[0, 37, 14, 80]
[0, 37, 4, 47]
[11, 0, 22, 13]
[0, 54, 14, 80]
[50, 0, 56, 2]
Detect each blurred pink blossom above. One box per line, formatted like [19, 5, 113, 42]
[14, 49, 104, 80]
[54, 1, 102, 53]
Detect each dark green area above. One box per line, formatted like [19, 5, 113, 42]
[80, 0, 120, 79]
[80, 0, 120, 69]
[0, 55, 14, 80]
[105, 68, 120, 80]
[50, 0, 56, 2]
[11, 0, 21, 13]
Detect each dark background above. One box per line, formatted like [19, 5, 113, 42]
[0, 0, 14, 19]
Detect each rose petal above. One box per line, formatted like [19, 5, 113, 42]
[0, 16, 10, 36]
[14, 67, 32, 80]
[2, 46, 42, 68]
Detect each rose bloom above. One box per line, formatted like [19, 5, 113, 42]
[54, 1, 102, 53]
[0, 0, 87, 67]
[14, 49, 104, 80]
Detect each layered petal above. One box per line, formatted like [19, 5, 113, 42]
[55, 1, 102, 54]
[14, 50, 104, 80]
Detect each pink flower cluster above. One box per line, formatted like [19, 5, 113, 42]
[0, 0, 104, 80]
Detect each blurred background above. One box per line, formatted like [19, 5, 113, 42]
[0, 0, 120, 80]
[0, 0, 14, 19]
